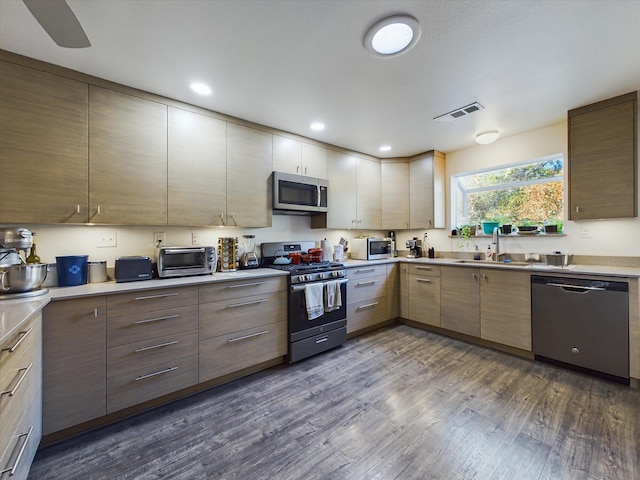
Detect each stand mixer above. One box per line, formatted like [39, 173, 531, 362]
[406, 237, 423, 258]
[0, 227, 33, 266]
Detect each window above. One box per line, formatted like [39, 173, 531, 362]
[453, 155, 564, 229]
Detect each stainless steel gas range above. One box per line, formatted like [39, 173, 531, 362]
[262, 241, 348, 362]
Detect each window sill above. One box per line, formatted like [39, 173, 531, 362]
[449, 233, 567, 239]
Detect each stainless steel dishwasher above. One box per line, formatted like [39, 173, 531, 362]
[531, 275, 629, 382]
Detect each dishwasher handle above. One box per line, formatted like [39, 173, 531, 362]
[545, 282, 606, 293]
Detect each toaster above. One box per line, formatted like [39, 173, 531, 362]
[114, 256, 153, 283]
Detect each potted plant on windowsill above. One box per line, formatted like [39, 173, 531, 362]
[543, 220, 563, 234]
[481, 218, 500, 235]
[456, 224, 476, 248]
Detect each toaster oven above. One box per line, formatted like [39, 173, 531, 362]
[157, 246, 216, 278]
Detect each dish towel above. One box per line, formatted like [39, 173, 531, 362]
[324, 280, 342, 312]
[304, 282, 325, 320]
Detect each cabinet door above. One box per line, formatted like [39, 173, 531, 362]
[42, 297, 106, 435]
[0, 61, 89, 223]
[272, 135, 302, 174]
[569, 92, 637, 219]
[381, 161, 410, 229]
[301, 143, 327, 178]
[408, 274, 441, 326]
[89, 86, 168, 225]
[325, 150, 357, 228]
[440, 266, 480, 336]
[399, 263, 409, 319]
[410, 151, 445, 229]
[168, 107, 227, 226]
[480, 269, 531, 350]
[357, 157, 382, 229]
[226, 123, 272, 227]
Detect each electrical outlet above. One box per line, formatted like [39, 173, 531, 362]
[191, 232, 200, 245]
[580, 225, 591, 238]
[153, 232, 165, 247]
[97, 231, 117, 247]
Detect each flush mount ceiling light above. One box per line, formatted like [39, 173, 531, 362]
[379, 145, 392, 152]
[310, 122, 325, 131]
[190, 82, 212, 95]
[475, 130, 500, 145]
[364, 15, 421, 56]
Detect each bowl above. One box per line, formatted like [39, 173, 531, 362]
[0, 263, 49, 293]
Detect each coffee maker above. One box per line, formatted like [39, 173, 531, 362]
[406, 237, 423, 258]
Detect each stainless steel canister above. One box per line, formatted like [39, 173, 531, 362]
[88, 261, 108, 283]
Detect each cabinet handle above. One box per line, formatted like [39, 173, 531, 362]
[472, 273, 478, 280]
[227, 282, 266, 289]
[1, 426, 33, 476]
[1, 363, 33, 397]
[1, 328, 32, 353]
[227, 330, 269, 343]
[356, 268, 375, 274]
[296, 165, 300, 173]
[227, 298, 268, 308]
[315, 336, 328, 344]
[94, 308, 98, 318]
[482, 273, 488, 281]
[416, 278, 432, 283]
[134, 314, 180, 325]
[416, 266, 432, 271]
[357, 301, 379, 310]
[356, 281, 377, 287]
[134, 293, 179, 301]
[135, 340, 178, 353]
[304, 166, 308, 175]
[135, 366, 178, 381]
[97, 205, 101, 214]
[575, 206, 580, 213]
[76, 204, 81, 214]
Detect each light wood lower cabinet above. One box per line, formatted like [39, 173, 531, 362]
[0, 314, 42, 480]
[346, 264, 389, 334]
[408, 264, 441, 327]
[42, 297, 106, 435]
[440, 266, 481, 337]
[198, 277, 287, 382]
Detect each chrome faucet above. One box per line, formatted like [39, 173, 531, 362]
[492, 227, 506, 261]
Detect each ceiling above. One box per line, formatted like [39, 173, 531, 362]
[1, 0, 639, 158]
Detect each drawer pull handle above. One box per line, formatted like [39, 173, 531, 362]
[134, 293, 179, 301]
[315, 336, 329, 344]
[227, 299, 268, 308]
[1, 328, 33, 353]
[357, 302, 379, 310]
[1, 363, 33, 397]
[1, 426, 33, 476]
[227, 282, 267, 289]
[356, 268, 375, 273]
[135, 341, 178, 353]
[416, 266, 432, 270]
[228, 330, 269, 343]
[357, 281, 377, 287]
[416, 278, 432, 283]
[134, 314, 180, 325]
[135, 366, 178, 381]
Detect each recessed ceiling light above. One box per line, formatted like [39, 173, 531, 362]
[364, 15, 421, 57]
[475, 130, 500, 145]
[310, 122, 325, 131]
[190, 82, 212, 95]
[379, 145, 392, 152]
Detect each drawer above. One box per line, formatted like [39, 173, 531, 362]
[107, 354, 198, 414]
[199, 277, 286, 303]
[0, 394, 42, 480]
[107, 305, 198, 347]
[107, 286, 198, 318]
[408, 264, 440, 276]
[0, 317, 38, 374]
[347, 296, 388, 334]
[408, 275, 441, 327]
[199, 291, 286, 340]
[347, 264, 387, 279]
[107, 329, 198, 377]
[347, 274, 387, 304]
[199, 321, 286, 383]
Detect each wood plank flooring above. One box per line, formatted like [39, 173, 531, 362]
[28, 324, 640, 480]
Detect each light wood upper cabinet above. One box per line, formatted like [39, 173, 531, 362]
[168, 107, 227, 226]
[0, 61, 89, 223]
[273, 136, 327, 178]
[226, 123, 272, 227]
[89, 86, 168, 225]
[357, 156, 382, 229]
[410, 151, 446, 229]
[568, 91, 637, 220]
[381, 160, 410, 229]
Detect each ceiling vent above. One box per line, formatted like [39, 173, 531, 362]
[434, 102, 485, 122]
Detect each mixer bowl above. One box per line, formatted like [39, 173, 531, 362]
[0, 263, 49, 293]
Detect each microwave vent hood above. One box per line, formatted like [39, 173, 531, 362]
[272, 171, 328, 215]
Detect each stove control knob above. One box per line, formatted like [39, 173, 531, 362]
[320, 272, 328, 279]
[297, 275, 306, 283]
[332, 271, 341, 278]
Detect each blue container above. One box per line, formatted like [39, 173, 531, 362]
[481, 221, 500, 235]
[56, 255, 89, 286]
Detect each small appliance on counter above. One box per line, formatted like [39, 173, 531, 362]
[351, 237, 393, 260]
[115, 256, 153, 283]
[406, 238, 423, 258]
[239, 235, 259, 269]
[218, 237, 238, 272]
[157, 246, 216, 278]
[0, 227, 50, 299]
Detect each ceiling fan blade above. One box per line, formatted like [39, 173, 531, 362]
[23, 0, 91, 48]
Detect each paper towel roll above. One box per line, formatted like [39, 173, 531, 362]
[321, 239, 333, 262]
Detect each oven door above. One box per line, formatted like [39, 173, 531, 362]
[288, 279, 347, 342]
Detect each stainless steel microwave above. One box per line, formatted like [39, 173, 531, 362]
[272, 171, 328, 214]
[351, 238, 393, 260]
[157, 246, 216, 278]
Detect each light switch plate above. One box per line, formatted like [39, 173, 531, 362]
[580, 225, 591, 238]
[98, 231, 117, 247]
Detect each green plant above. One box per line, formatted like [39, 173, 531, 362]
[457, 224, 475, 249]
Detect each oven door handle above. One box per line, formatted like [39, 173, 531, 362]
[291, 279, 348, 292]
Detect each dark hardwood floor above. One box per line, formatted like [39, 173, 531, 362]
[28, 324, 639, 480]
